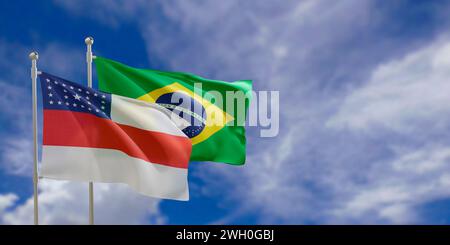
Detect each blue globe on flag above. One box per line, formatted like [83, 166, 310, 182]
[155, 92, 206, 138]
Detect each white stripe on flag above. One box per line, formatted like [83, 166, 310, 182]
[41, 146, 189, 201]
[111, 94, 190, 136]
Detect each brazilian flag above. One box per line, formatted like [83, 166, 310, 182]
[94, 57, 252, 165]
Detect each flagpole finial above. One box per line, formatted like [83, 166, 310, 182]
[29, 51, 39, 60]
[85, 37, 94, 45]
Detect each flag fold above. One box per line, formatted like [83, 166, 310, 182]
[94, 57, 252, 165]
[39, 72, 191, 201]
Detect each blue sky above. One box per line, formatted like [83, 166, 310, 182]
[2, 0, 450, 224]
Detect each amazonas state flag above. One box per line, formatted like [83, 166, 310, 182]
[95, 57, 252, 165]
[39, 72, 191, 201]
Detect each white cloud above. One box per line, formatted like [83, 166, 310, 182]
[328, 38, 450, 133]
[332, 145, 450, 224]
[53, 0, 149, 28]
[54, 0, 450, 224]
[0, 82, 29, 124]
[0, 193, 18, 216]
[1, 180, 163, 225]
[38, 43, 85, 79]
[325, 38, 450, 223]
[0, 40, 30, 84]
[142, 3, 450, 224]
[0, 137, 33, 176]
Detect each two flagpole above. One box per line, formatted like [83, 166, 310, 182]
[85, 36, 95, 225]
[29, 37, 96, 225]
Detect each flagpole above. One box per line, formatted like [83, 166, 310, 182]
[85, 37, 95, 225]
[29, 51, 39, 225]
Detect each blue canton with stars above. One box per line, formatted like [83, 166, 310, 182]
[39, 72, 111, 119]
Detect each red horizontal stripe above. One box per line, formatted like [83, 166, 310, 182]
[43, 110, 191, 169]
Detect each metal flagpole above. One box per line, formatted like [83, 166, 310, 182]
[85, 37, 94, 225]
[29, 51, 39, 225]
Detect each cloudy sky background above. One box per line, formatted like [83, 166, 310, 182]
[2, 0, 450, 224]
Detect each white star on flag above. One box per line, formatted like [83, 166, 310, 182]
[74, 94, 81, 100]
